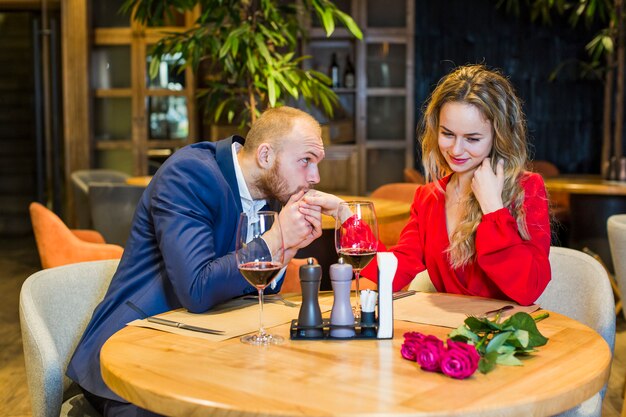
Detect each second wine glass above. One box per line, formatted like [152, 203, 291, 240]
[236, 211, 284, 345]
[334, 201, 379, 319]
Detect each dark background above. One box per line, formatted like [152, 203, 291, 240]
[412, 0, 604, 174]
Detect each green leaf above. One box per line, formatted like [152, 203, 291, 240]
[513, 329, 529, 348]
[501, 313, 548, 348]
[322, 9, 335, 36]
[267, 76, 276, 107]
[464, 316, 503, 332]
[478, 352, 499, 374]
[449, 324, 479, 343]
[149, 56, 161, 80]
[485, 331, 512, 353]
[496, 351, 523, 366]
[335, 10, 363, 39]
[496, 345, 516, 354]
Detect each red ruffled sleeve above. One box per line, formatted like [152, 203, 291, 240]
[474, 173, 551, 305]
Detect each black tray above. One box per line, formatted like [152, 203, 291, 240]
[289, 318, 382, 340]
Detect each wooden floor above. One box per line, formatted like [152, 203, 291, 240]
[0, 235, 625, 416]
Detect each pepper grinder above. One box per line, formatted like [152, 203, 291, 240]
[329, 258, 355, 337]
[297, 258, 323, 338]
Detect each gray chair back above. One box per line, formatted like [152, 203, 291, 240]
[88, 183, 145, 246]
[608, 214, 626, 320]
[536, 246, 615, 417]
[71, 170, 130, 229]
[19, 259, 119, 417]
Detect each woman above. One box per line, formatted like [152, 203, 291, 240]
[309, 64, 551, 305]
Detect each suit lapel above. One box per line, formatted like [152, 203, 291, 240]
[216, 135, 245, 214]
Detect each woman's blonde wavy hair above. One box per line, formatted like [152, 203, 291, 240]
[420, 64, 530, 268]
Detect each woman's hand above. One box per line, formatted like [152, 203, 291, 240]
[302, 190, 348, 220]
[472, 158, 505, 214]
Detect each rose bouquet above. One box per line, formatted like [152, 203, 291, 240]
[401, 311, 549, 378]
[401, 332, 480, 379]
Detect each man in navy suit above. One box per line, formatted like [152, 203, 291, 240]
[67, 106, 329, 416]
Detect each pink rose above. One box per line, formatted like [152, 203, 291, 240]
[400, 332, 426, 361]
[439, 339, 480, 379]
[415, 335, 445, 372]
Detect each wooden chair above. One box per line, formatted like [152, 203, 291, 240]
[403, 168, 425, 184]
[370, 183, 419, 247]
[280, 257, 312, 294]
[29, 202, 124, 269]
[529, 160, 570, 226]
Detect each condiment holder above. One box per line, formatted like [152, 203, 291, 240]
[290, 253, 397, 340]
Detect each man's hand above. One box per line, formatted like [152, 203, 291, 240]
[472, 158, 505, 215]
[302, 190, 349, 220]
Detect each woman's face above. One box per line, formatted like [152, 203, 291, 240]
[437, 101, 494, 176]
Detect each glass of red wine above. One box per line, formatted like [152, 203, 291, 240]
[334, 201, 379, 319]
[236, 211, 285, 345]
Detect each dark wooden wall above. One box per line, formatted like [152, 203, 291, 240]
[0, 12, 37, 235]
[413, 0, 604, 174]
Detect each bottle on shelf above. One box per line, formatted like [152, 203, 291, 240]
[343, 54, 355, 89]
[329, 52, 340, 88]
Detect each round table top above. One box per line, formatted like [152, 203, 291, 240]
[321, 195, 412, 229]
[544, 174, 626, 196]
[101, 307, 610, 417]
[125, 176, 152, 187]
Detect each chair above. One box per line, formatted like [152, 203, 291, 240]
[535, 246, 615, 417]
[529, 160, 570, 234]
[403, 168, 426, 184]
[280, 257, 312, 294]
[19, 259, 120, 417]
[29, 202, 124, 269]
[370, 182, 419, 247]
[71, 169, 130, 229]
[608, 214, 626, 320]
[88, 183, 145, 246]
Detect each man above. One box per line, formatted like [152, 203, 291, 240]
[67, 106, 328, 416]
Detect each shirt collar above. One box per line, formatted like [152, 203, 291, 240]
[232, 142, 267, 213]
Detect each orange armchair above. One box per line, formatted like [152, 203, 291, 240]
[371, 183, 419, 247]
[29, 202, 124, 269]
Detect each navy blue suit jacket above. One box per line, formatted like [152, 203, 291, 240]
[67, 136, 281, 400]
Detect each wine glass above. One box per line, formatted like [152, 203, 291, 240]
[334, 201, 379, 319]
[236, 211, 285, 345]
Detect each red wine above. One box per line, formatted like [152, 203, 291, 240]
[239, 261, 282, 288]
[338, 248, 376, 271]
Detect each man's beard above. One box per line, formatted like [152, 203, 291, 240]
[257, 161, 307, 205]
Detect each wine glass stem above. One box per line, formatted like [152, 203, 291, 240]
[354, 270, 361, 319]
[257, 288, 265, 336]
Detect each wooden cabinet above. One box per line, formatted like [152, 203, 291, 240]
[303, 0, 414, 195]
[86, 0, 198, 176]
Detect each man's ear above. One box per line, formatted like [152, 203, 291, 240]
[257, 143, 275, 168]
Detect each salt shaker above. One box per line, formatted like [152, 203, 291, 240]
[297, 258, 323, 338]
[329, 258, 355, 337]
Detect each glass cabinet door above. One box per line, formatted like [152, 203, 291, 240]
[366, 43, 406, 88]
[366, 0, 407, 27]
[92, 0, 129, 28]
[92, 46, 131, 89]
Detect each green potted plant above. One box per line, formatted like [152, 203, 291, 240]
[122, 0, 362, 128]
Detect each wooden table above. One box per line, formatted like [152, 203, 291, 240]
[101, 308, 610, 417]
[299, 195, 411, 289]
[126, 176, 152, 187]
[320, 195, 412, 229]
[544, 175, 626, 273]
